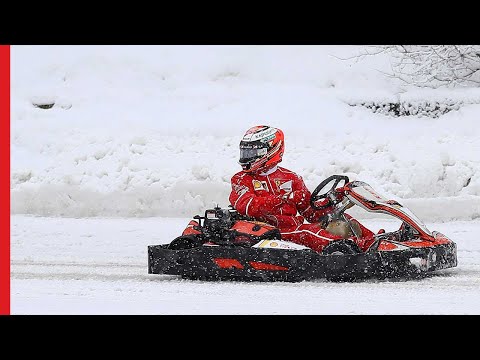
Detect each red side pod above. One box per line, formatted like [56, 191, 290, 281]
[214, 258, 244, 269]
[213, 258, 289, 271]
[231, 220, 275, 236]
[249, 262, 289, 271]
[182, 220, 201, 236]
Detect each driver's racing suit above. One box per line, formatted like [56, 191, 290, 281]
[229, 166, 374, 252]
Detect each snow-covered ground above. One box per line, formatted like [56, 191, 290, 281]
[11, 216, 480, 315]
[10, 45, 480, 314]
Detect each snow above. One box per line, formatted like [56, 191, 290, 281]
[11, 216, 480, 315]
[10, 45, 480, 314]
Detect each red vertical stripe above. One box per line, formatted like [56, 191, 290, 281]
[0, 45, 10, 315]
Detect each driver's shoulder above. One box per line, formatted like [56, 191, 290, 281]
[277, 166, 302, 179]
[231, 170, 253, 183]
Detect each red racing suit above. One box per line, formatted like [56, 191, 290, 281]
[229, 166, 373, 253]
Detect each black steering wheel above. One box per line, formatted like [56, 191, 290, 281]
[310, 175, 350, 210]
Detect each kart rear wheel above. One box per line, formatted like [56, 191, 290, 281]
[167, 235, 204, 250]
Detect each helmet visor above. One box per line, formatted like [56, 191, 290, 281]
[239, 143, 268, 165]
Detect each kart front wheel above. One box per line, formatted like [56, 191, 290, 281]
[322, 240, 361, 282]
[322, 240, 361, 256]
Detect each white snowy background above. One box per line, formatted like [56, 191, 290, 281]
[10, 45, 480, 314]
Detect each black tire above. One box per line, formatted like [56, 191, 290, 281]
[322, 240, 361, 282]
[167, 235, 204, 250]
[322, 240, 361, 256]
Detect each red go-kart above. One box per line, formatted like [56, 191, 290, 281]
[148, 175, 457, 282]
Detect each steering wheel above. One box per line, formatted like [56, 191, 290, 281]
[310, 175, 350, 210]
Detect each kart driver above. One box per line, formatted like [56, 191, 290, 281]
[229, 125, 375, 253]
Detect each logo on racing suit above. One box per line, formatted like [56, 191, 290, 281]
[253, 180, 268, 191]
[275, 179, 292, 193]
[233, 183, 248, 196]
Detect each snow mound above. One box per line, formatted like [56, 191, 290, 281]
[11, 45, 480, 220]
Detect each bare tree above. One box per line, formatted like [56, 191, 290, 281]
[352, 45, 480, 88]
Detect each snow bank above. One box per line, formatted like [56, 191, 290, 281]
[11, 45, 480, 220]
[344, 87, 480, 118]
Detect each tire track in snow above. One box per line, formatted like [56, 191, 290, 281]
[11, 260, 179, 282]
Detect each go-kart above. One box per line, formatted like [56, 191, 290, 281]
[148, 175, 457, 282]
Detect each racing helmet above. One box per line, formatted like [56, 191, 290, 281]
[239, 125, 284, 173]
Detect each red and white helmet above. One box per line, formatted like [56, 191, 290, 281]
[238, 125, 285, 173]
